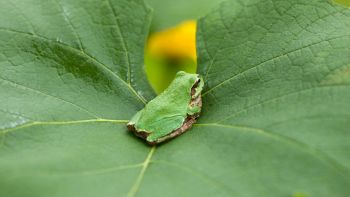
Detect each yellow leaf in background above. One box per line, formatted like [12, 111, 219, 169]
[147, 20, 197, 61]
[334, 0, 350, 7]
[145, 21, 197, 94]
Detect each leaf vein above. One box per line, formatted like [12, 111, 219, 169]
[194, 123, 350, 179]
[0, 76, 100, 118]
[218, 84, 350, 123]
[0, 119, 128, 136]
[127, 146, 156, 197]
[202, 34, 350, 96]
[52, 0, 84, 50]
[0, 28, 147, 104]
[105, 0, 132, 85]
[151, 160, 235, 196]
[35, 163, 143, 177]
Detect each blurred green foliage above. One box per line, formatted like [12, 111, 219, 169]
[145, 0, 224, 32]
[144, 0, 223, 94]
[145, 56, 196, 94]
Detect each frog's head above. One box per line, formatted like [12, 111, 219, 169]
[175, 71, 200, 82]
[175, 70, 188, 77]
[174, 71, 203, 96]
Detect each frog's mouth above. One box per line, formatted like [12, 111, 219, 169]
[127, 78, 202, 145]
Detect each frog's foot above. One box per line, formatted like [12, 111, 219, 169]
[127, 123, 151, 141]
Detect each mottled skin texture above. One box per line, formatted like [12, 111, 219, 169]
[127, 71, 204, 144]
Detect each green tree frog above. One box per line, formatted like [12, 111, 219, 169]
[127, 71, 204, 145]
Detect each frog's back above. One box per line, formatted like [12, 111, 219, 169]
[135, 72, 199, 140]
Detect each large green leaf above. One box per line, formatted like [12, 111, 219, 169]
[0, 0, 154, 196]
[196, 0, 350, 196]
[1, 0, 350, 197]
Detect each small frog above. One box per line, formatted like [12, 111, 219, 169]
[127, 71, 204, 145]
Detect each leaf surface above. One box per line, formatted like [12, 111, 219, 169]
[1, 0, 350, 197]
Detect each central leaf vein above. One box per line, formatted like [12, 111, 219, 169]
[127, 146, 156, 197]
